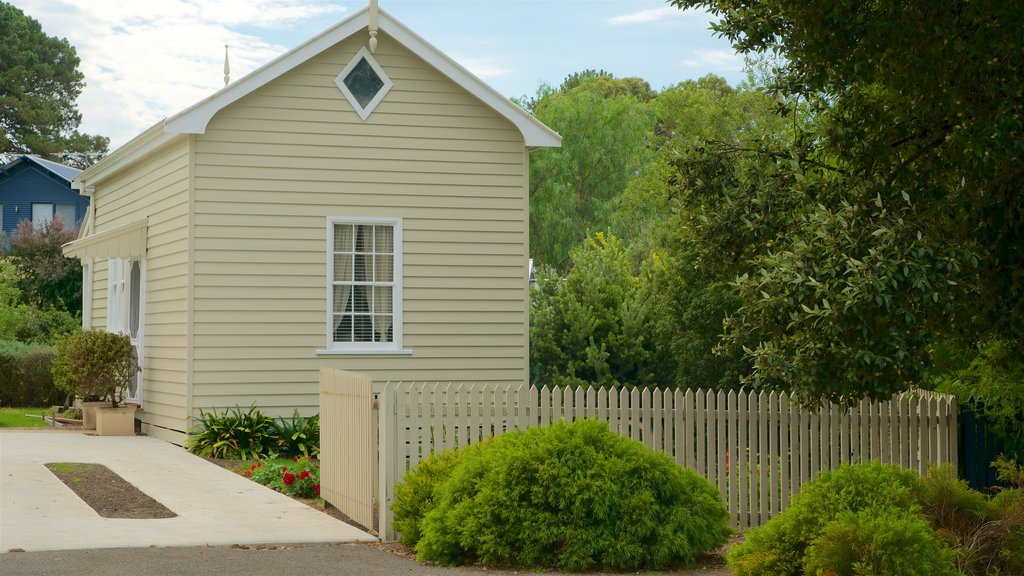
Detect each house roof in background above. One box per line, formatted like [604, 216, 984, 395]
[0, 155, 82, 183]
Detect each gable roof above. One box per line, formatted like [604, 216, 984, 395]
[76, 6, 559, 187]
[1, 155, 82, 183]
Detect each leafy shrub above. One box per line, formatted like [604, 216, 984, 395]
[187, 405, 276, 459]
[803, 507, 959, 576]
[51, 329, 135, 406]
[393, 446, 475, 547]
[272, 410, 319, 457]
[727, 462, 928, 576]
[245, 455, 320, 499]
[0, 340, 62, 407]
[413, 419, 731, 571]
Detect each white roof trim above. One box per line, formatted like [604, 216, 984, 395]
[62, 219, 147, 260]
[164, 7, 560, 148]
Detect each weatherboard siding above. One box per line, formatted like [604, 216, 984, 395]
[90, 138, 190, 443]
[190, 31, 529, 417]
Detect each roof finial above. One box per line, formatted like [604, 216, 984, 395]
[368, 0, 378, 53]
[223, 44, 230, 86]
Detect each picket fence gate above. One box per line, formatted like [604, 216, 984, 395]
[319, 369, 958, 541]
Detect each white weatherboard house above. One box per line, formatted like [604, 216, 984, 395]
[63, 5, 560, 444]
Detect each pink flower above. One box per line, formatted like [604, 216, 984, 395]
[283, 473, 296, 485]
[299, 470, 310, 480]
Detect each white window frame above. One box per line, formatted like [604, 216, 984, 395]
[334, 46, 393, 121]
[107, 259, 127, 333]
[318, 216, 410, 355]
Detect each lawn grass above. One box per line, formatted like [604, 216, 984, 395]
[0, 407, 50, 428]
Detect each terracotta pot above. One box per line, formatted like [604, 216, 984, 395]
[81, 401, 112, 430]
[95, 404, 138, 436]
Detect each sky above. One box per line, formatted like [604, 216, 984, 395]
[16, 0, 746, 150]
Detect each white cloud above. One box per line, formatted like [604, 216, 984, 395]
[19, 0, 347, 149]
[450, 55, 511, 80]
[607, 6, 706, 26]
[681, 49, 744, 72]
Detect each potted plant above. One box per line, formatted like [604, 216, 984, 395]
[52, 329, 139, 435]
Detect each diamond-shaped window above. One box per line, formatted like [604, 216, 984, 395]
[335, 46, 393, 121]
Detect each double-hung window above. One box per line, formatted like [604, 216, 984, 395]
[324, 217, 405, 353]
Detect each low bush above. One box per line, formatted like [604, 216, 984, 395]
[393, 446, 476, 547]
[272, 410, 319, 457]
[409, 419, 731, 571]
[187, 405, 277, 459]
[245, 455, 320, 499]
[0, 340, 62, 407]
[803, 506, 959, 576]
[727, 462, 933, 576]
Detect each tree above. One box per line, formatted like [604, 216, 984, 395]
[530, 233, 675, 389]
[6, 216, 82, 314]
[528, 74, 656, 270]
[669, 0, 1024, 404]
[0, 2, 108, 165]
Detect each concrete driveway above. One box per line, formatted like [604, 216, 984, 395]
[0, 430, 375, 553]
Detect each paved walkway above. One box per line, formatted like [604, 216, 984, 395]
[0, 430, 375, 553]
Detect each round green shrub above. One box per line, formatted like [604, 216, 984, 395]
[393, 446, 476, 547]
[803, 507, 959, 576]
[412, 419, 732, 571]
[727, 461, 954, 576]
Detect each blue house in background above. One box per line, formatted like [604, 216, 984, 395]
[0, 155, 88, 236]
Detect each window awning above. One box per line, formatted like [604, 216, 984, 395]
[62, 219, 148, 259]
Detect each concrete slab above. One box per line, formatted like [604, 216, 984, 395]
[0, 430, 376, 553]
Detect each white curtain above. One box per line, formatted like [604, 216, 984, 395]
[373, 226, 394, 342]
[333, 225, 354, 341]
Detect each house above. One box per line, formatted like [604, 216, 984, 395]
[0, 155, 88, 235]
[62, 4, 560, 444]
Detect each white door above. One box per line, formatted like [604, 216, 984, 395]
[108, 258, 145, 404]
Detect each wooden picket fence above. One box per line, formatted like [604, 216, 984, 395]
[319, 370, 958, 541]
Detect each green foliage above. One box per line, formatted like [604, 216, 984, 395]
[0, 338, 61, 409]
[726, 462, 925, 575]
[933, 340, 1024, 460]
[529, 233, 675, 389]
[6, 217, 82, 314]
[414, 420, 731, 571]
[272, 410, 319, 458]
[186, 405, 277, 460]
[664, 0, 1024, 404]
[244, 455, 320, 499]
[529, 73, 656, 270]
[802, 507, 960, 576]
[393, 447, 474, 547]
[0, 246, 79, 346]
[0, 2, 109, 163]
[50, 329, 135, 406]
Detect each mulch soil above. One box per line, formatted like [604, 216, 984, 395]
[45, 463, 176, 519]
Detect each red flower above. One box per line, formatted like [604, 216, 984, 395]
[299, 470, 310, 480]
[281, 466, 288, 472]
[283, 472, 296, 485]
[293, 456, 300, 462]
[313, 483, 320, 495]
[244, 471, 252, 477]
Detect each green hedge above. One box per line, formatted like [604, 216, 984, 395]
[0, 340, 62, 407]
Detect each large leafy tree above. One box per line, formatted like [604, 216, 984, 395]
[0, 2, 108, 166]
[527, 73, 656, 270]
[669, 0, 1024, 404]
